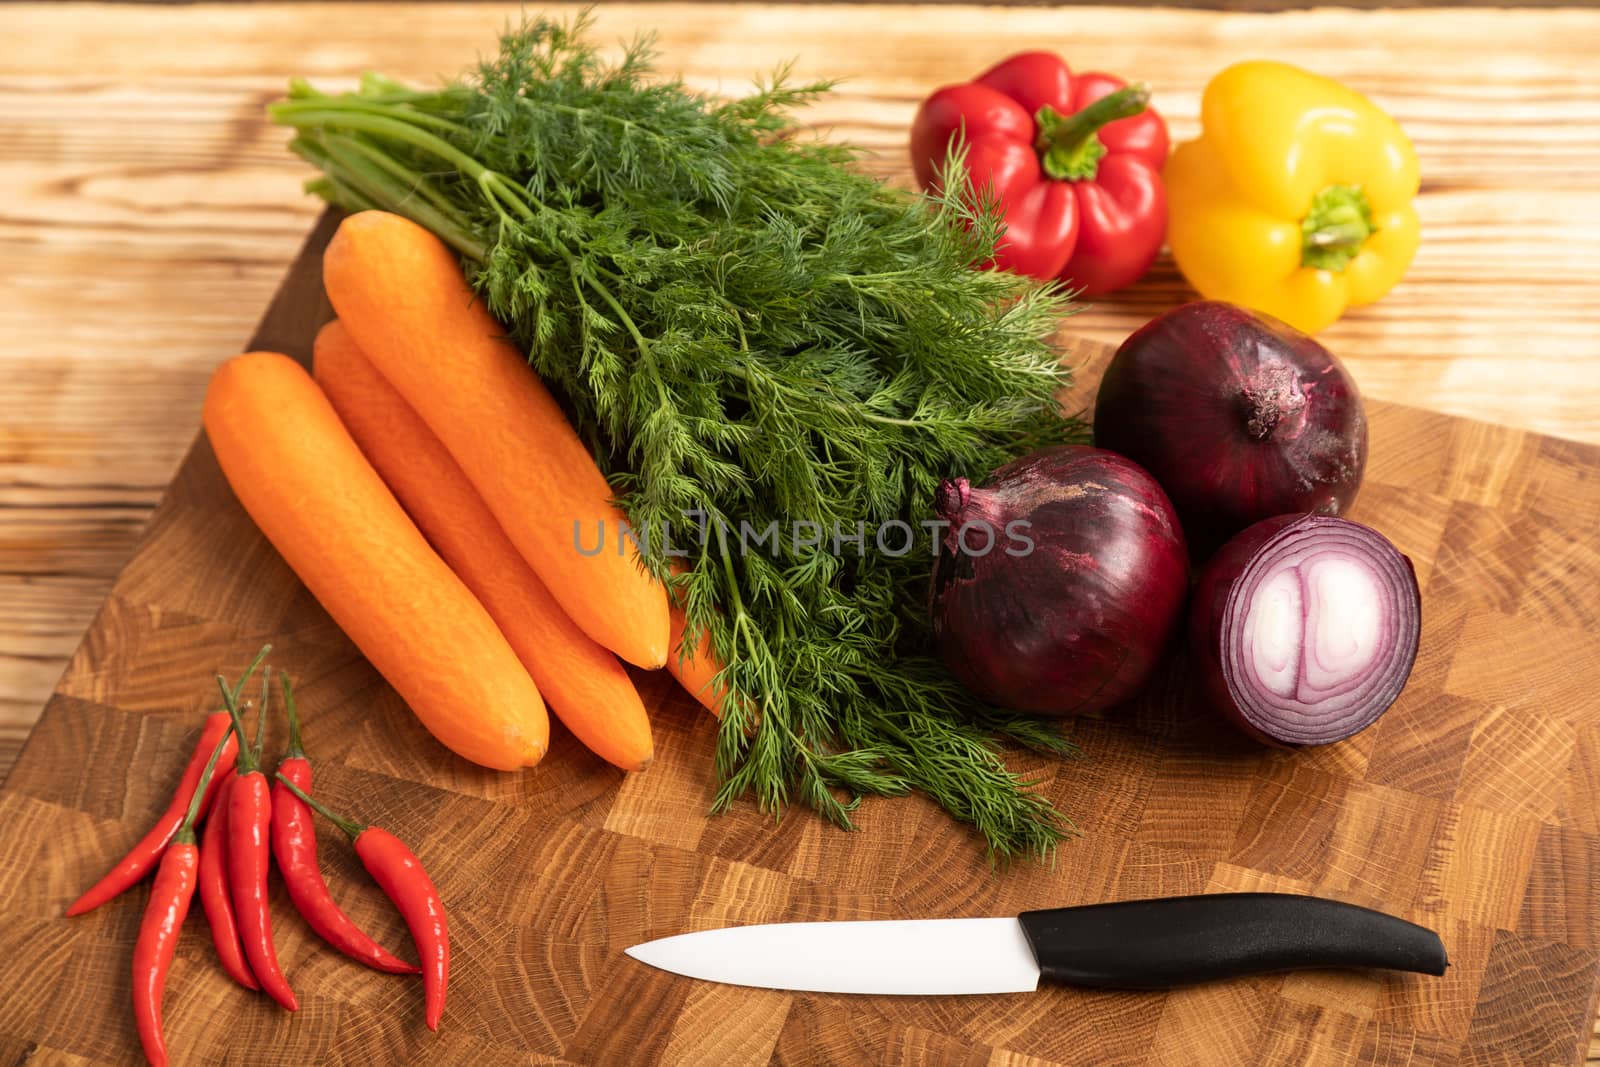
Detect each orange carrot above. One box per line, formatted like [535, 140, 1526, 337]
[203, 351, 548, 771]
[314, 320, 654, 772]
[322, 211, 669, 670]
[667, 607, 730, 719]
[663, 556, 741, 720]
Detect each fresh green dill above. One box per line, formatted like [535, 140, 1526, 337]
[270, 14, 1086, 860]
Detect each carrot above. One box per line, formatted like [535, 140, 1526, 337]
[322, 211, 669, 670]
[314, 320, 654, 772]
[667, 607, 730, 719]
[203, 351, 548, 771]
[663, 556, 740, 720]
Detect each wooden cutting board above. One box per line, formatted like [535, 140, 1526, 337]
[1, 211, 1597, 1067]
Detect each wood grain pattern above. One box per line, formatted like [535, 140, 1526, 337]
[1, 211, 1598, 1065]
[5, 0, 1600, 785]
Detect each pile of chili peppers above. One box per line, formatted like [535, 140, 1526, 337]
[65, 647, 449, 1066]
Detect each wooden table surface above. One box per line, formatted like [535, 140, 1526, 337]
[2, 2, 1598, 1059]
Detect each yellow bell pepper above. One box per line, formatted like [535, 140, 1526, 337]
[1164, 61, 1420, 334]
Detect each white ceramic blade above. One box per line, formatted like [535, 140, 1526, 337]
[625, 917, 1041, 995]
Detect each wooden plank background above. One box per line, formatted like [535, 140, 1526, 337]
[1, 2, 1598, 1057]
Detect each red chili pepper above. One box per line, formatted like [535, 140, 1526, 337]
[66, 711, 237, 917]
[910, 51, 1170, 296]
[271, 675, 418, 974]
[133, 842, 196, 1067]
[359, 826, 449, 1029]
[132, 724, 232, 1067]
[218, 670, 298, 1012]
[197, 769, 259, 990]
[198, 664, 270, 990]
[276, 772, 449, 1030]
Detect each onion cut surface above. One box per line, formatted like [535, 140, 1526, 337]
[1190, 514, 1420, 746]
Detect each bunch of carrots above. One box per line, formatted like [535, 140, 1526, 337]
[203, 211, 727, 774]
[67, 649, 447, 1066]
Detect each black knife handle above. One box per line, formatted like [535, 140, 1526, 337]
[1016, 893, 1447, 989]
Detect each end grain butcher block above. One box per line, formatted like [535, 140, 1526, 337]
[1, 214, 1598, 1066]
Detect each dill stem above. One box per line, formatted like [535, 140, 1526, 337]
[581, 272, 654, 358]
[358, 70, 439, 101]
[314, 174, 384, 214]
[270, 96, 465, 136]
[322, 133, 462, 224]
[318, 132, 467, 235]
[291, 135, 485, 259]
[726, 361, 925, 430]
[270, 106, 496, 184]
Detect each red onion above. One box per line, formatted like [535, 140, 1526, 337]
[929, 445, 1189, 716]
[1093, 302, 1367, 556]
[1190, 514, 1421, 747]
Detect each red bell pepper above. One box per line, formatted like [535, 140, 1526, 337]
[911, 52, 1169, 296]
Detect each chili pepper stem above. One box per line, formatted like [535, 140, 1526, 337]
[215, 643, 272, 773]
[174, 725, 233, 846]
[217, 679, 262, 777]
[281, 672, 306, 760]
[273, 772, 367, 840]
[1035, 84, 1150, 182]
[229, 644, 273, 706]
[251, 666, 272, 764]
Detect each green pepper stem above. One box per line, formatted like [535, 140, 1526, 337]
[216, 676, 254, 774]
[229, 644, 272, 707]
[216, 644, 272, 774]
[273, 772, 366, 841]
[251, 666, 271, 764]
[1035, 84, 1149, 183]
[176, 726, 233, 842]
[1301, 184, 1376, 272]
[281, 672, 306, 760]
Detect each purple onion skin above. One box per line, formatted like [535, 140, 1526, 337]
[1093, 302, 1368, 558]
[930, 445, 1189, 717]
[1190, 514, 1421, 748]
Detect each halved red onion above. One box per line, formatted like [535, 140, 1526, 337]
[1189, 514, 1421, 746]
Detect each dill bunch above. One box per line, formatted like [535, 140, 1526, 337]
[270, 14, 1087, 859]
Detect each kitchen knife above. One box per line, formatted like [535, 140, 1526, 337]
[625, 892, 1447, 995]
